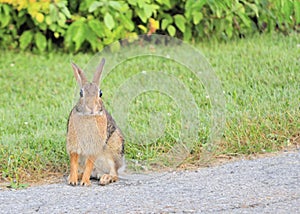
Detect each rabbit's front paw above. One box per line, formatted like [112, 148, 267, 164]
[80, 177, 91, 186]
[99, 174, 118, 186]
[68, 174, 78, 186]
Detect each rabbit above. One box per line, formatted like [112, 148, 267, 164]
[66, 58, 125, 186]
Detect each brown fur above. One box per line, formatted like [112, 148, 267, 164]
[66, 58, 125, 186]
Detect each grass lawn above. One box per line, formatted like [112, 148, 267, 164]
[0, 33, 299, 185]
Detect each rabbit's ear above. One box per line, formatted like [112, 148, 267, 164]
[92, 58, 105, 86]
[71, 62, 87, 87]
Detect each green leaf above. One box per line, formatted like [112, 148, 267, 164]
[108, 1, 122, 10]
[241, 1, 259, 17]
[78, 0, 94, 11]
[282, 0, 293, 20]
[136, 0, 146, 8]
[0, 5, 11, 27]
[45, 16, 52, 25]
[103, 37, 114, 45]
[119, 2, 130, 12]
[143, 4, 153, 18]
[238, 13, 251, 27]
[185, 0, 194, 11]
[127, 0, 137, 6]
[88, 19, 104, 37]
[113, 25, 125, 38]
[49, 23, 57, 32]
[66, 20, 87, 51]
[138, 24, 147, 33]
[35, 32, 47, 52]
[138, 25, 148, 33]
[61, 5, 71, 18]
[58, 12, 66, 27]
[19, 30, 33, 50]
[185, 0, 206, 17]
[85, 27, 99, 52]
[183, 27, 192, 41]
[74, 23, 87, 51]
[0, 14, 10, 27]
[193, 12, 203, 25]
[136, 8, 147, 23]
[295, 0, 300, 23]
[156, 0, 171, 8]
[195, 0, 207, 10]
[161, 18, 171, 30]
[88, 1, 103, 13]
[2, 4, 11, 15]
[104, 13, 115, 30]
[49, 4, 58, 22]
[215, 8, 222, 18]
[161, 14, 173, 30]
[119, 14, 134, 31]
[174, 14, 186, 33]
[167, 25, 176, 36]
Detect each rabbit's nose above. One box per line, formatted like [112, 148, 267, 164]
[90, 109, 95, 114]
[86, 105, 98, 115]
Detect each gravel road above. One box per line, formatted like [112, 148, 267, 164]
[0, 151, 299, 213]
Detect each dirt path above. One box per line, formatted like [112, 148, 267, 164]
[0, 151, 299, 213]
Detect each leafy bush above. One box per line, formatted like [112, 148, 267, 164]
[0, 0, 299, 52]
[0, 0, 70, 51]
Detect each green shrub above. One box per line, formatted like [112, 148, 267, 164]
[0, 0, 299, 52]
[0, 0, 70, 51]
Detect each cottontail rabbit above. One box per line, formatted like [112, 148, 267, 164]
[66, 58, 125, 186]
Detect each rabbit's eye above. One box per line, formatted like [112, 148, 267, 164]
[80, 89, 83, 97]
[99, 89, 102, 97]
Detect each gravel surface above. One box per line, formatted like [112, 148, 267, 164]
[0, 151, 299, 213]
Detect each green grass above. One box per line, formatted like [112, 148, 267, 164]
[0, 33, 299, 184]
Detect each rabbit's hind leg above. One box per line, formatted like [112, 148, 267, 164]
[68, 152, 79, 186]
[99, 158, 118, 186]
[100, 174, 118, 186]
[80, 155, 96, 186]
